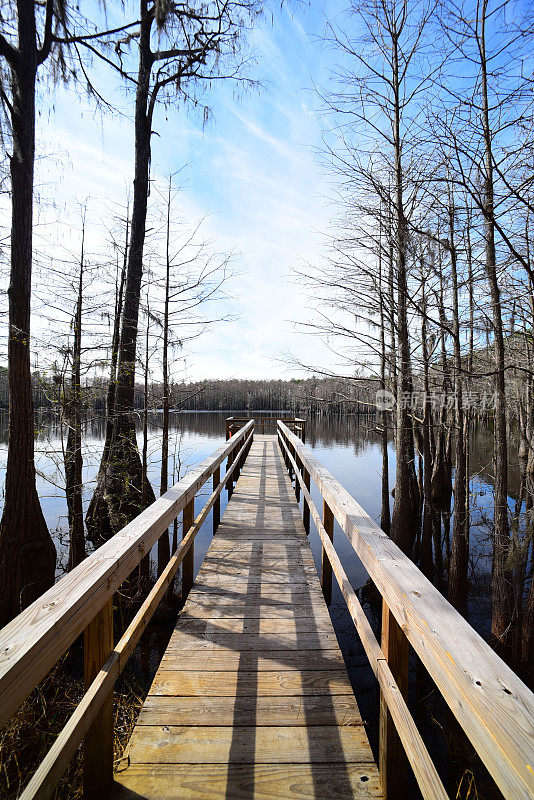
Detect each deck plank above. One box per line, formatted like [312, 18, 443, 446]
[111, 435, 382, 800]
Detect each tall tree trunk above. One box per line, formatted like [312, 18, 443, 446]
[86, 2, 156, 541]
[0, 2, 56, 624]
[378, 214, 391, 535]
[102, 212, 129, 468]
[447, 202, 469, 615]
[142, 297, 150, 507]
[65, 224, 86, 570]
[390, 35, 419, 556]
[388, 208, 397, 388]
[480, 3, 514, 658]
[159, 176, 172, 575]
[420, 266, 433, 581]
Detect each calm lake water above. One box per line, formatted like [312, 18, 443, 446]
[0, 410, 508, 798]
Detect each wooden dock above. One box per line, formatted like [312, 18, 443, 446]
[4, 419, 533, 800]
[113, 435, 382, 799]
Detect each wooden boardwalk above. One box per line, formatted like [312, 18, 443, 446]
[113, 435, 382, 799]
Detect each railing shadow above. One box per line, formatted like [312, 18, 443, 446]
[184, 437, 359, 798]
[223, 437, 267, 799]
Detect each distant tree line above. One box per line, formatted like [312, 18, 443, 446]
[170, 377, 381, 413]
[0, 372, 382, 415]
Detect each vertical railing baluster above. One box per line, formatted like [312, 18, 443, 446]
[213, 466, 220, 534]
[83, 598, 114, 799]
[182, 497, 194, 599]
[227, 448, 234, 497]
[303, 467, 310, 534]
[379, 601, 409, 799]
[321, 500, 334, 604]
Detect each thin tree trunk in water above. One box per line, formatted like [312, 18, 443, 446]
[431, 269, 452, 588]
[447, 203, 469, 616]
[388, 209, 397, 387]
[86, 3, 156, 541]
[66, 224, 86, 570]
[390, 34, 419, 556]
[0, 2, 56, 624]
[159, 177, 172, 575]
[420, 267, 433, 581]
[86, 220, 128, 541]
[521, 561, 534, 678]
[480, 4, 514, 658]
[137, 299, 151, 589]
[102, 213, 128, 468]
[379, 218, 391, 535]
[142, 300, 150, 507]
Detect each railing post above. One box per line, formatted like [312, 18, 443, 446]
[84, 598, 114, 799]
[295, 453, 302, 502]
[239, 426, 249, 470]
[379, 601, 409, 800]
[321, 500, 334, 605]
[226, 440, 234, 497]
[303, 467, 310, 534]
[301, 420, 306, 444]
[213, 466, 220, 534]
[182, 497, 194, 599]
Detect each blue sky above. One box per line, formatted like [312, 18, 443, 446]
[26, 0, 352, 381]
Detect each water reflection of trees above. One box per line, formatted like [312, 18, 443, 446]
[0, 411, 510, 492]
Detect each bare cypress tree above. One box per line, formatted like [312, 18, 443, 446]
[437, 0, 534, 656]
[446, 193, 469, 616]
[87, 0, 260, 540]
[64, 213, 86, 570]
[0, 0, 142, 622]
[322, 0, 438, 556]
[0, 2, 63, 623]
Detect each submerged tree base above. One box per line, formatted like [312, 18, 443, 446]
[86, 423, 155, 545]
[0, 489, 56, 627]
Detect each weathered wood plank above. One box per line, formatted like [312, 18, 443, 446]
[160, 632, 340, 651]
[182, 595, 329, 614]
[174, 617, 335, 634]
[136, 695, 363, 727]
[126, 725, 376, 764]
[178, 604, 332, 619]
[187, 583, 324, 597]
[111, 763, 383, 800]
[157, 653, 346, 672]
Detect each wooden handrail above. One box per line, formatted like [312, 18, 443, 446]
[278, 426, 447, 800]
[0, 420, 254, 731]
[226, 416, 306, 442]
[277, 420, 534, 800]
[18, 425, 255, 800]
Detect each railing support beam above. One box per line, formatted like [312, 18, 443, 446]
[379, 600, 409, 800]
[83, 598, 114, 799]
